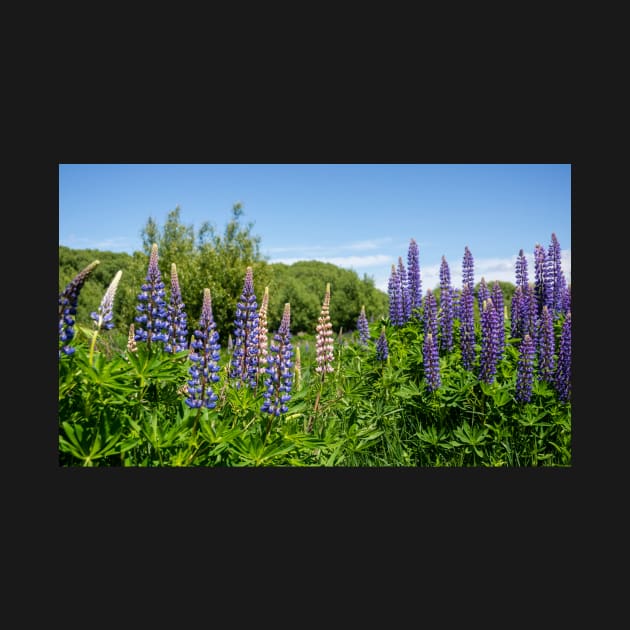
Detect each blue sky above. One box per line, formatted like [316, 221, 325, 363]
[58, 164, 571, 293]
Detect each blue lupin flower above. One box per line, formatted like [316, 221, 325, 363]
[516, 333, 536, 403]
[261, 303, 294, 416]
[398, 256, 411, 322]
[490, 281, 505, 360]
[357, 305, 370, 345]
[229, 266, 260, 389]
[460, 283, 476, 371]
[555, 311, 571, 402]
[58, 259, 100, 358]
[515, 248, 529, 292]
[134, 243, 169, 349]
[538, 305, 555, 383]
[533, 243, 546, 318]
[547, 233, 565, 317]
[479, 298, 498, 384]
[165, 263, 189, 353]
[510, 284, 524, 339]
[423, 332, 441, 392]
[387, 264, 404, 326]
[185, 288, 221, 409]
[407, 238, 422, 316]
[476, 277, 490, 313]
[376, 327, 388, 361]
[423, 289, 438, 342]
[438, 256, 454, 353]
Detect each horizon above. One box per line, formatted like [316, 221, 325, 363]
[59, 164, 571, 293]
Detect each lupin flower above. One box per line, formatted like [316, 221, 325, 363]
[538, 305, 555, 383]
[555, 311, 571, 402]
[510, 285, 524, 339]
[515, 248, 529, 292]
[90, 270, 122, 332]
[315, 282, 335, 376]
[547, 233, 565, 317]
[479, 298, 498, 384]
[533, 243, 546, 318]
[134, 243, 169, 349]
[407, 238, 422, 315]
[398, 256, 411, 322]
[423, 332, 441, 392]
[387, 264, 404, 326]
[261, 302, 293, 417]
[88, 269, 123, 365]
[229, 266, 260, 389]
[376, 327, 388, 362]
[165, 263, 188, 353]
[462, 246, 474, 292]
[490, 281, 505, 360]
[357, 305, 370, 345]
[515, 333, 536, 403]
[423, 289, 438, 341]
[58, 259, 100, 358]
[185, 288, 221, 409]
[258, 286, 270, 376]
[294, 345, 302, 391]
[460, 246, 476, 370]
[524, 283, 538, 345]
[439, 256, 454, 353]
[476, 277, 490, 313]
[127, 323, 137, 353]
[460, 285, 475, 371]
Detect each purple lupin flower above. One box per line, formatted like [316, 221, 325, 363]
[462, 246, 474, 291]
[261, 302, 294, 416]
[515, 248, 529, 292]
[376, 327, 388, 362]
[555, 311, 571, 402]
[387, 264, 404, 326]
[538, 305, 555, 383]
[547, 233, 565, 317]
[357, 304, 370, 345]
[510, 285, 524, 339]
[165, 263, 189, 353]
[423, 289, 438, 342]
[452, 287, 461, 321]
[524, 283, 538, 346]
[407, 238, 422, 316]
[460, 283, 476, 371]
[490, 281, 505, 360]
[398, 256, 411, 322]
[438, 256, 454, 353]
[460, 247, 476, 371]
[423, 332, 441, 392]
[515, 333, 536, 403]
[479, 298, 499, 384]
[58, 259, 100, 358]
[315, 283, 335, 377]
[185, 288, 221, 409]
[229, 266, 260, 389]
[533, 243, 546, 318]
[135, 243, 169, 349]
[477, 277, 490, 313]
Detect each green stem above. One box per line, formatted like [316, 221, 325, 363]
[88, 329, 99, 367]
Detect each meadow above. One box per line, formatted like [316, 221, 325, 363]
[58, 235, 571, 467]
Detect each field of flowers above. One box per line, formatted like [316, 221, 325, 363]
[58, 234, 571, 466]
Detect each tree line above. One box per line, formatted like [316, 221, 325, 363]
[59, 204, 390, 344]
